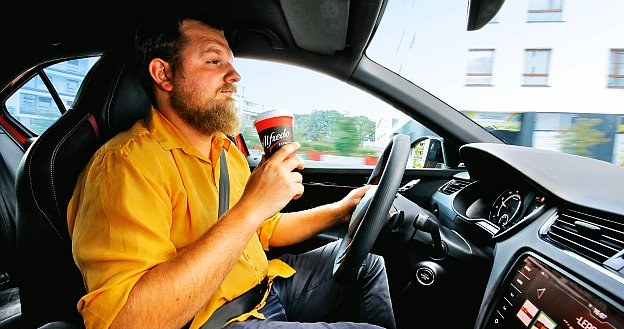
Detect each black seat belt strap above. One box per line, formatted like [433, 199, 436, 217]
[199, 277, 269, 328]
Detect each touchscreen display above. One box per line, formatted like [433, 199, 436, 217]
[485, 255, 624, 329]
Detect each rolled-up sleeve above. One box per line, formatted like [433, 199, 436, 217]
[256, 212, 282, 251]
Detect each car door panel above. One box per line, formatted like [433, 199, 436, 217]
[269, 166, 460, 257]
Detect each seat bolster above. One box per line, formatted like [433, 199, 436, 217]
[15, 109, 97, 328]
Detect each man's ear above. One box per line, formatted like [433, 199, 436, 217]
[148, 59, 173, 92]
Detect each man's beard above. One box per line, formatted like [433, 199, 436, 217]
[170, 81, 241, 137]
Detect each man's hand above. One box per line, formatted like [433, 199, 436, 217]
[236, 142, 305, 223]
[333, 184, 376, 223]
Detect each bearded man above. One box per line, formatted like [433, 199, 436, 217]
[67, 10, 396, 329]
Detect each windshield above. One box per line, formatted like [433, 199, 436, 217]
[367, 0, 624, 168]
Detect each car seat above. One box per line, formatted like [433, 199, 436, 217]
[0, 151, 20, 328]
[14, 48, 150, 329]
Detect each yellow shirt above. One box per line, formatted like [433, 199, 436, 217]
[67, 108, 295, 329]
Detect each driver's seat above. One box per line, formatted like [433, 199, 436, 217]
[15, 49, 150, 329]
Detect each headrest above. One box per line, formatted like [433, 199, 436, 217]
[72, 49, 151, 140]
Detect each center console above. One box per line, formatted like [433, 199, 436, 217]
[484, 254, 624, 329]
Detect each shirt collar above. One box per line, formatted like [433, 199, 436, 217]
[146, 107, 232, 161]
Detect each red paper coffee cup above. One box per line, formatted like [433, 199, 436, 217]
[254, 109, 294, 158]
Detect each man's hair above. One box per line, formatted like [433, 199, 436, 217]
[134, 8, 223, 104]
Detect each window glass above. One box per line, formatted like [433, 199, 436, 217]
[65, 59, 80, 73]
[527, 0, 563, 22]
[6, 75, 61, 135]
[44, 58, 99, 108]
[5, 56, 99, 135]
[366, 0, 624, 167]
[523, 49, 551, 86]
[67, 79, 80, 93]
[233, 58, 437, 168]
[608, 49, 624, 88]
[466, 49, 494, 85]
[615, 116, 624, 166]
[19, 94, 37, 115]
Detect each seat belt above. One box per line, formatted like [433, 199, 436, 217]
[193, 149, 268, 329]
[199, 276, 269, 328]
[218, 149, 229, 217]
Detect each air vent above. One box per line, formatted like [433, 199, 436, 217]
[544, 208, 624, 264]
[438, 178, 472, 195]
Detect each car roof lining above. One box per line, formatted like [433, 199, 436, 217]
[279, 0, 349, 55]
[1, 0, 385, 84]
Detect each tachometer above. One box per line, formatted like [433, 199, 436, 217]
[489, 189, 523, 228]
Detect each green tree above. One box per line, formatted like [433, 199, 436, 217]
[353, 115, 376, 142]
[558, 118, 609, 157]
[332, 116, 361, 156]
[295, 110, 343, 142]
[293, 109, 377, 156]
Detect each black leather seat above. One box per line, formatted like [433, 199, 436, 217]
[15, 48, 150, 329]
[0, 151, 21, 329]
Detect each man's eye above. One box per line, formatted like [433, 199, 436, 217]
[207, 60, 220, 65]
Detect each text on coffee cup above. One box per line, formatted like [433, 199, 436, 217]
[262, 128, 291, 149]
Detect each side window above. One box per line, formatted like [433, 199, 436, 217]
[527, 0, 563, 22]
[5, 56, 100, 135]
[234, 58, 439, 168]
[523, 49, 551, 86]
[608, 49, 624, 88]
[466, 49, 495, 86]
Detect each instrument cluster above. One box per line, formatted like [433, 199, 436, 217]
[451, 180, 549, 239]
[488, 188, 547, 231]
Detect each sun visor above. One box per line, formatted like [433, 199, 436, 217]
[279, 0, 349, 55]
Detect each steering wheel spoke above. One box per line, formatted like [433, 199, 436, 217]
[332, 134, 411, 283]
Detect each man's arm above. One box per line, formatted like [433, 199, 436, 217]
[109, 143, 305, 329]
[269, 185, 374, 247]
[110, 207, 260, 329]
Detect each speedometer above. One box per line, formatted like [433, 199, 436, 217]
[489, 189, 523, 228]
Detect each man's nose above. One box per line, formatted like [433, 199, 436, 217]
[225, 64, 241, 83]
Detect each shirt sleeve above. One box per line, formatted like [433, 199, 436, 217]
[68, 148, 175, 329]
[256, 212, 282, 251]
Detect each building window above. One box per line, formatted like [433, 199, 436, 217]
[20, 94, 37, 114]
[67, 79, 79, 93]
[523, 49, 551, 86]
[608, 49, 624, 88]
[65, 59, 79, 73]
[466, 49, 495, 86]
[528, 0, 563, 22]
[37, 96, 53, 112]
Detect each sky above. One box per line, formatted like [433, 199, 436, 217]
[233, 58, 392, 122]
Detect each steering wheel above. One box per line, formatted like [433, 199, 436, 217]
[333, 134, 411, 283]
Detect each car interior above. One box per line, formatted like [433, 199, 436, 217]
[0, 1, 623, 329]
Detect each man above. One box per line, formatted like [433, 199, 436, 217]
[67, 10, 396, 329]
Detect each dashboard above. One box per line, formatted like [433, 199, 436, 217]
[423, 143, 624, 329]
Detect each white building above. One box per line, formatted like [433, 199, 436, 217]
[370, 0, 624, 164]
